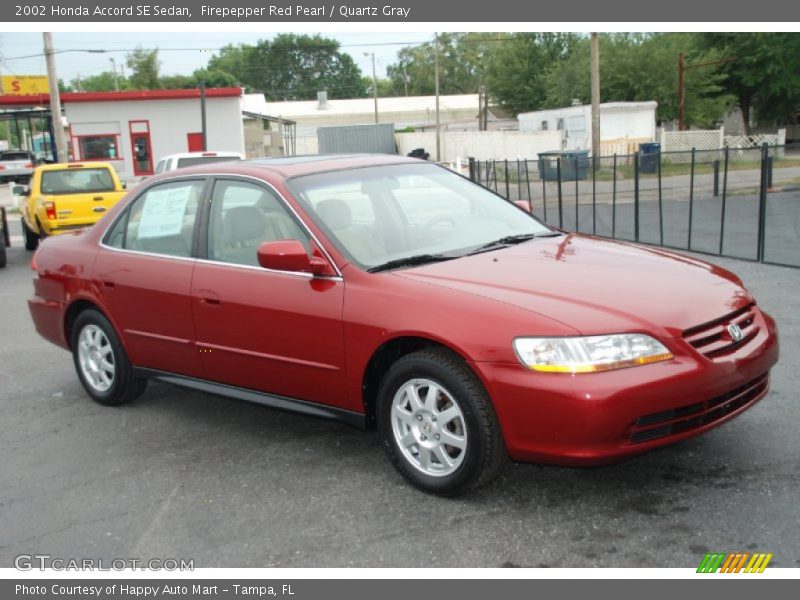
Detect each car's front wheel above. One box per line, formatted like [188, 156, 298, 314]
[377, 348, 505, 496]
[71, 309, 147, 406]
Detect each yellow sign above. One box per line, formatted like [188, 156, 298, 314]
[1, 75, 50, 95]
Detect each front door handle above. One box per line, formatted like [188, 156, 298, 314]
[198, 289, 220, 306]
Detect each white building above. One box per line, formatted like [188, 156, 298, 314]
[0, 88, 245, 180]
[244, 92, 483, 153]
[63, 88, 245, 179]
[518, 101, 657, 153]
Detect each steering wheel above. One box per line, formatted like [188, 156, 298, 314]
[420, 216, 457, 233]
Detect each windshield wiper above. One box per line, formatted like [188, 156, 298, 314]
[367, 254, 457, 273]
[468, 232, 562, 255]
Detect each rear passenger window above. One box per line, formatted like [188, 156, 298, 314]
[123, 180, 204, 257]
[208, 179, 309, 267]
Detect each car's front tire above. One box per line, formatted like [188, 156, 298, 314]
[21, 218, 38, 251]
[377, 348, 506, 496]
[71, 309, 147, 406]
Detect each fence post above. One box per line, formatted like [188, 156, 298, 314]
[713, 160, 720, 197]
[766, 153, 773, 189]
[492, 160, 498, 193]
[574, 155, 579, 232]
[468, 156, 476, 181]
[757, 144, 769, 262]
[688, 147, 696, 250]
[557, 157, 564, 229]
[524, 159, 533, 213]
[634, 151, 640, 242]
[657, 150, 663, 246]
[542, 157, 548, 223]
[718, 147, 729, 255]
[612, 154, 617, 238]
[592, 155, 600, 235]
[504, 159, 510, 199]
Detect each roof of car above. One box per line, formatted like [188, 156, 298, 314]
[164, 153, 424, 179]
[37, 161, 115, 172]
[159, 151, 244, 161]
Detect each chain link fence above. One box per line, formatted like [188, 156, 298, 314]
[468, 143, 800, 269]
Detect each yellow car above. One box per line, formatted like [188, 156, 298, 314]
[15, 162, 127, 250]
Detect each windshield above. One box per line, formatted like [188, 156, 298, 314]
[289, 162, 554, 270]
[176, 155, 241, 169]
[1, 152, 30, 161]
[40, 168, 116, 195]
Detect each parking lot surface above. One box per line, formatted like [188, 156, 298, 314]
[0, 218, 798, 568]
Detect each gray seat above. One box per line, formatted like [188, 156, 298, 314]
[315, 198, 384, 263]
[221, 206, 267, 265]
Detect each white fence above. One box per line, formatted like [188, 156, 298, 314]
[293, 130, 563, 162]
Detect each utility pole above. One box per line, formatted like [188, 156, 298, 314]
[109, 57, 119, 91]
[43, 33, 68, 163]
[590, 33, 601, 166]
[199, 81, 207, 151]
[403, 63, 409, 97]
[678, 54, 738, 131]
[434, 33, 441, 162]
[678, 53, 685, 131]
[368, 52, 378, 124]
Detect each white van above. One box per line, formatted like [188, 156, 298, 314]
[154, 151, 244, 174]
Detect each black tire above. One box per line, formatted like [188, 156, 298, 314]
[376, 348, 506, 496]
[21, 218, 38, 251]
[0, 239, 6, 268]
[37, 219, 48, 242]
[70, 309, 147, 406]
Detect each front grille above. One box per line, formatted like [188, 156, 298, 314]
[629, 373, 768, 444]
[682, 304, 759, 359]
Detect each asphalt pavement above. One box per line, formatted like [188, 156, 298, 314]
[0, 214, 798, 569]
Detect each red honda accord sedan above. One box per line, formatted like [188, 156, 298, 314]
[28, 155, 779, 495]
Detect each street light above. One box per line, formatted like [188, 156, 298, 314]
[364, 52, 378, 124]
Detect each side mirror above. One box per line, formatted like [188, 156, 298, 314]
[12, 185, 29, 196]
[257, 240, 329, 275]
[121, 180, 128, 189]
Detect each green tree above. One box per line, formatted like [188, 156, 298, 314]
[207, 34, 365, 100]
[485, 33, 581, 114]
[542, 33, 732, 127]
[126, 46, 160, 89]
[700, 33, 800, 132]
[386, 33, 495, 96]
[70, 71, 129, 92]
[361, 76, 394, 98]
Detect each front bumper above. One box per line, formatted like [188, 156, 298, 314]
[475, 308, 779, 465]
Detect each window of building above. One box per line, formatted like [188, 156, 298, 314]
[79, 135, 120, 160]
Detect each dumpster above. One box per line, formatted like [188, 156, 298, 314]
[639, 142, 661, 174]
[538, 150, 590, 181]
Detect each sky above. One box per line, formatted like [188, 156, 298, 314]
[0, 31, 434, 85]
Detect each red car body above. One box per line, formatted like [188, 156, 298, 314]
[28, 155, 779, 467]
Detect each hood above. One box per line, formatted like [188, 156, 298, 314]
[395, 234, 754, 339]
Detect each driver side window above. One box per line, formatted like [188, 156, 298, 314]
[207, 179, 310, 267]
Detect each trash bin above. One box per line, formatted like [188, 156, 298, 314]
[538, 150, 590, 181]
[639, 142, 661, 174]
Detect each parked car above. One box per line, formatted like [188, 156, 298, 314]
[154, 151, 243, 174]
[0, 149, 39, 184]
[15, 162, 128, 251]
[27, 155, 779, 495]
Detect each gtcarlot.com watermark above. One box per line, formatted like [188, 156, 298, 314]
[14, 554, 194, 571]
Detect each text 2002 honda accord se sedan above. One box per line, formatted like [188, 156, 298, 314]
[29, 155, 779, 495]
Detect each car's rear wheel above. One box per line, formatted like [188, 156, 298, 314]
[21, 218, 38, 251]
[377, 348, 505, 496]
[71, 309, 147, 406]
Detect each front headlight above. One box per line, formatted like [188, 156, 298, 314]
[513, 334, 673, 373]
